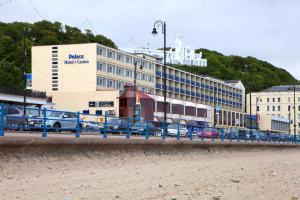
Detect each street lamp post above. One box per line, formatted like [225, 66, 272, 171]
[133, 60, 143, 122]
[152, 20, 167, 136]
[288, 85, 297, 141]
[23, 27, 27, 116]
[245, 65, 253, 137]
[255, 96, 260, 131]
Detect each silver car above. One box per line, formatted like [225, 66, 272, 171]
[166, 124, 189, 137]
[32, 111, 82, 132]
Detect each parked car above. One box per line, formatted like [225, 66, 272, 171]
[164, 124, 188, 137]
[198, 127, 220, 138]
[3, 107, 28, 130]
[130, 121, 161, 135]
[106, 118, 129, 134]
[32, 111, 82, 132]
[85, 122, 104, 132]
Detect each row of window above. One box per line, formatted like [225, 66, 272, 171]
[96, 76, 154, 94]
[156, 84, 242, 107]
[97, 61, 154, 83]
[51, 46, 58, 91]
[258, 105, 300, 112]
[97, 46, 155, 70]
[156, 101, 208, 117]
[156, 72, 242, 99]
[264, 97, 300, 103]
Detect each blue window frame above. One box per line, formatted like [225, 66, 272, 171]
[180, 78, 185, 83]
[186, 79, 191, 84]
[175, 88, 180, 93]
[196, 82, 200, 87]
[156, 83, 161, 89]
[156, 71, 161, 77]
[191, 81, 195, 86]
[175, 76, 180, 81]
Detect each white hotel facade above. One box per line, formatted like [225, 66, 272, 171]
[123, 35, 208, 67]
[32, 43, 245, 128]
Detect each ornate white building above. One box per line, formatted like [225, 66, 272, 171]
[123, 35, 207, 67]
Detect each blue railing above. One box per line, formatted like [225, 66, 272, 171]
[0, 104, 299, 144]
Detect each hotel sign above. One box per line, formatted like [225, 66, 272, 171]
[64, 54, 89, 64]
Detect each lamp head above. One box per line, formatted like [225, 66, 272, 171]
[151, 27, 158, 36]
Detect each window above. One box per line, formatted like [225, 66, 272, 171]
[278, 106, 280, 111]
[267, 106, 269, 111]
[156, 102, 170, 113]
[107, 65, 115, 74]
[299, 105, 300, 111]
[272, 106, 275, 111]
[96, 110, 102, 116]
[125, 56, 132, 64]
[272, 98, 275, 102]
[117, 53, 123, 61]
[148, 76, 153, 83]
[278, 97, 280, 102]
[97, 61, 106, 71]
[116, 67, 124, 76]
[171, 104, 184, 115]
[256, 106, 259, 112]
[97, 77, 106, 87]
[108, 51, 115, 59]
[288, 105, 291, 112]
[116, 81, 124, 89]
[125, 69, 132, 78]
[298, 97, 300, 102]
[298, 114, 300, 120]
[141, 73, 147, 81]
[185, 106, 196, 116]
[267, 98, 269, 102]
[107, 79, 115, 88]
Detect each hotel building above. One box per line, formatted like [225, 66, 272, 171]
[248, 85, 300, 134]
[32, 43, 246, 128]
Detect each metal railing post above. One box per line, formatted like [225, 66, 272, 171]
[212, 126, 215, 144]
[0, 103, 4, 137]
[230, 127, 233, 143]
[75, 111, 80, 138]
[245, 129, 248, 143]
[237, 128, 240, 144]
[42, 108, 47, 138]
[201, 128, 204, 142]
[162, 122, 166, 140]
[221, 128, 225, 142]
[177, 123, 180, 141]
[126, 117, 130, 139]
[263, 131, 266, 143]
[146, 121, 149, 140]
[103, 114, 107, 139]
[257, 130, 260, 144]
[189, 126, 193, 141]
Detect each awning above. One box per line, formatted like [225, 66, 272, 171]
[186, 120, 198, 126]
[154, 117, 173, 123]
[173, 118, 186, 125]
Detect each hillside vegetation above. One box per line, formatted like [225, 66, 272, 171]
[172, 49, 298, 93]
[0, 20, 117, 91]
[0, 20, 298, 93]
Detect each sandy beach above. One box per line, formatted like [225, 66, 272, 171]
[0, 134, 299, 200]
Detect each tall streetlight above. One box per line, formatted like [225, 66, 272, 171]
[23, 27, 28, 116]
[151, 20, 167, 136]
[133, 59, 143, 122]
[288, 85, 296, 141]
[255, 96, 261, 131]
[245, 64, 253, 137]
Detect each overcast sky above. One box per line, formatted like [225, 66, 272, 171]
[1, 0, 300, 79]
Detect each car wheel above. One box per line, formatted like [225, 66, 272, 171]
[53, 123, 61, 133]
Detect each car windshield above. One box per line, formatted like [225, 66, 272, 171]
[47, 111, 62, 118]
[134, 122, 146, 127]
[109, 119, 121, 125]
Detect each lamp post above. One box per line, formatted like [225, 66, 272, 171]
[255, 96, 261, 131]
[245, 64, 253, 137]
[23, 27, 28, 116]
[133, 60, 143, 122]
[152, 20, 167, 136]
[288, 85, 296, 141]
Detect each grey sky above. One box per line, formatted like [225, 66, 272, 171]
[1, 0, 300, 79]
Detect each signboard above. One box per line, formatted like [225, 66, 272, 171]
[89, 101, 114, 107]
[25, 73, 32, 89]
[105, 110, 116, 116]
[64, 54, 89, 64]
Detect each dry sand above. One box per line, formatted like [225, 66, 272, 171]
[0, 135, 299, 200]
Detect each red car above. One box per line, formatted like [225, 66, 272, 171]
[198, 128, 220, 138]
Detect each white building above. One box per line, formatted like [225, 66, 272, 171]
[123, 35, 207, 67]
